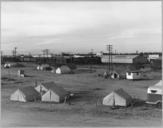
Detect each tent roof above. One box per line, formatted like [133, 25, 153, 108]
[51, 67, 56, 70]
[18, 86, 40, 98]
[49, 85, 69, 97]
[114, 88, 132, 100]
[110, 70, 127, 76]
[154, 80, 162, 87]
[59, 65, 71, 71]
[40, 64, 50, 67]
[110, 71, 119, 74]
[41, 82, 69, 97]
[41, 82, 57, 89]
[149, 80, 162, 90]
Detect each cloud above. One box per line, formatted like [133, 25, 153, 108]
[1, 2, 112, 37]
[1, 1, 161, 53]
[109, 28, 161, 40]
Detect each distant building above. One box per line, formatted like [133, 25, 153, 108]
[10, 86, 41, 102]
[101, 55, 138, 64]
[133, 54, 149, 64]
[103, 88, 132, 107]
[19, 55, 36, 62]
[32, 54, 52, 58]
[101, 53, 149, 64]
[73, 56, 101, 64]
[73, 55, 85, 58]
[150, 58, 162, 69]
[17, 70, 25, 77]
[96, 52, 103, 57]
[148, 54, 160, 61]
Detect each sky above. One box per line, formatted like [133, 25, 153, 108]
[1, 1, 162, 55]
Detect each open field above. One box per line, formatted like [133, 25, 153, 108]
[1, 63, 162, 127]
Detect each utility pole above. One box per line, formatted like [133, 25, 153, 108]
[106, 44, 113, 75]
[42, 49, 49, 58]
[42, 49, 50, 63]
[91, 49, 94, 56]
[12, 47, 17, 57]
[14, 47, 17, 57]
[1, 51, 3, 64]
[90, 49, 94, 72]
[45, 49, 49, 58]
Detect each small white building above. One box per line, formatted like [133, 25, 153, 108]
[126, 71, 143, 80]
[17, 70, 25, 77]
[146, 80, 162, 105]
[10, 86, 41, 102]
[103, 88, 132, 107]
[56, 65, 71, 74]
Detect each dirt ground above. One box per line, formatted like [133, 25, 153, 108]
[1, 63, 162, 127]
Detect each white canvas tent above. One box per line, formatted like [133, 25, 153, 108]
[4, 63, 16, 68]
[10, 86, 41, 102]
[37, 64, 51, 71]
[146, 80, 162, 104]
[35, 82, 69, 102]
[56, 65, 71, 74]
[4, 63, 11, 68]
[42, 85, 69, 102]
[103, 88, 132, 107]
[37, 65, 41, 70]
[110, 71, 120, 79]
[51, 67, 56, 73]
